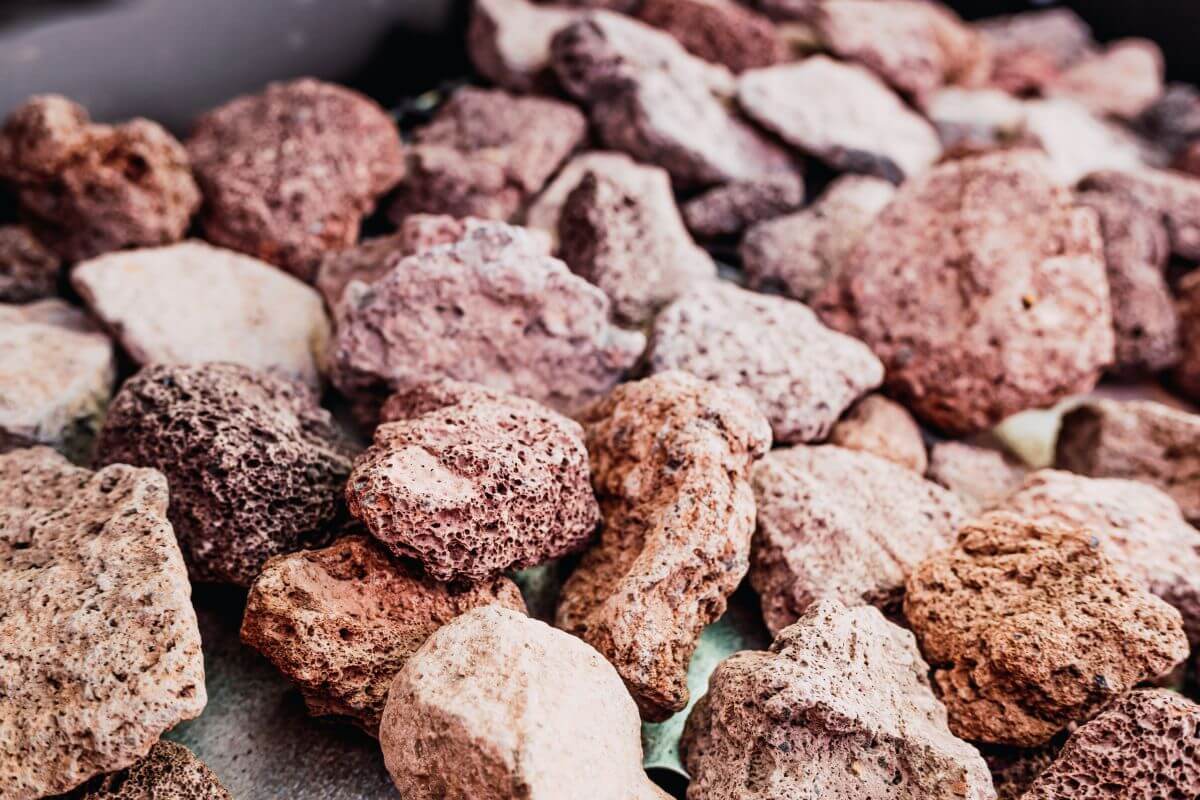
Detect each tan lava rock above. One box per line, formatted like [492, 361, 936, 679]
[1175, 269, 1200, 401]
[815, 150, 1113, 435]
[681, 174, 805, 238]
[926, 440, 1028, 513]
[1080, 168, 1200, 260]
[186, 78, 404, 281]
[1048, 39, 1164, 121]
[904, 512, 1189, 746]
[0, 225, 58, 303]
[95, 363, 353, 586]
[829, 394, 927, 473]
[468, 0, 581, 92]
[976, 8, 1094, 94]
[0, 447, 205, 799]
[680, 599, 996, 800]
[74, 742, 230, 800]
[751, 444, 965, 634]
[636, 0, 787, 73]
[241, 534, 526, 734]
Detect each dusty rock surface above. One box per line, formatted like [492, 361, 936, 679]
[74, 742, 230, 800]
[926, 441, 1028, 513]
[1080, 168, 1200, 260]
[681, 174, 805, 238]
[0, 225, 58, 303]
[636, 0, 787, 73]
[468, 0, 581, 91]
[95, 363, 353, 586]
[523, 151, 641, 248]
[556, 371, 770, 721]
[379, 606, 669, 800]
[1048, 39, 1164, 120]
[186, 78, 404, 281]
[0, 447, 205, 799]
[680, 600, 996, 800]
[829, 394, 927, 473]
[904, 512, 1189, 746]
[976, 7, 1094, 94]
[1175, 269, 1200, 401]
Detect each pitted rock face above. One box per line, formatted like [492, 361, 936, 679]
[242, 535, 526, 734]
[681, 174, 805, 238]
[468, 0, 582, 92]
[750, 445, 965, 634]
[0, 95, 199, 262]
[904, 512, 1189, 747]
[816, 150, 1113, 435]
[380, 606, 669, 800]
[829, 395, 927, 473]
[1080, 168, 1200, 261]
[1047, 39, 1164, 120]
[556, 371, 771, 720]
[74, 742, 230, 800]
[186, 78, 404, 281]
[95, 363, 354, 586]
[680, 600, 996, 800]
[647, 282, 883, 444]
[0, 448, 206, 799]
[636, 0, 787, 73]
[926, 441, 1028, 513]
[976, 7, 1095, 94]
[0, 225, 58, 303]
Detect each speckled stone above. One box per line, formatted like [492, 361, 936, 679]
[1047, 39, 1164, 120]
[468, 0, 582, 92]
[73, 742, 230, 800]
[1080, 168, 1200, 260]
[976, 7, 1094, 94]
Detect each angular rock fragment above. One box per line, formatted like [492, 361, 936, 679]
[681, 600, 995, 800]
[74, 742, 230, 800]
[976, 7, 1094, 94]
[1048, 39, 1164, 120]
[0, 447, 205, 799]
[830, 394, 927, 473]
[1022, 99, 1147, 186]
[681, 173, 805, 238]
[95, 363, 353, 585]
[926, 440, 1028, 513]
[0, 95, 199, 262]
[468, 0, 581, 92]
[1081, 168, 1200, 260]
[380, 606, 669, 800]
[636, 0, 787, 73]
[523, 151, 639, 249]
[0, 225, 58, 303]
[904, 512, 1189, 746]
[556, 372, 770, 720]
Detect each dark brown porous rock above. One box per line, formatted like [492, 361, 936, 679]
[468, 0, 582, 92]
[331, 220, 644, 417]
[636, 0, 787, 73]
[241, 534, 527, 734]
[1056, 399, 1200, 526]
[186, 78, 404, 281]
[0, 447, 205, 799]
[647, 281, 882, 443]
[556, 371, 770, 721]
[1047, 39, 1164, 121]
[904, 512, 1189, 747]
[816, 150, 1113, 435]
[0, 95, 199, 262]
[1175, 270, 1200, 401]
[1022, 689, 1200, 800]
[750, 444, 965, 635]
[1080, 168, 1200, 260]
[976, 7, 1095, 94]
[829, 394, 927, 473]
[680, 600, 996, 800]
[926, 440, 1028, 513]
[681, 173, 805, 238]
[73, 742, 230, 800]
[0, 225, 58, 303]
[981, 741, 1063, 800]
[95, 363, 353, 586]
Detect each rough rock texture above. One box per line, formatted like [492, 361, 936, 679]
[738, 56, 942, 183]
[556, 372, 771, 720]
[468, 0, 581, 92]
[829, 395, 927, 473]
[523, 151, 641, 249]
[186, 78, 404, 281]
[1047, 39, 1164, 120]
[1023, 99, 1147, 186]
[904, 512, 1189, 746]
[751, 445, 965, 634]
[389, 87, 586, 224]
[926, 441, 1028, 513]
[71, 240, 331, 388]
[241, 534, 526, 734]
[1056, 399, 1200, 526]
[1080, 168, 1200, 260]
[73, 742, 230, 800]
[0, 300, 114, 460]
[741, 174, 895, 302]
[680, 600, 996, 800]
[681, 174, 805, 238]
[1022, 689, 1200, 800]
[380, 606, 669, 800]
[636, 0, 787, 73]
[976, 8, 1094, 94]
[331, 221, 644, 416]
[0, 447, 206, 799]
[1176, 270, 1200, 402]
[0, 225, 58, 303]
[647, 282, 883, 443]
[95, 363, 353, 586]
[558, 167, 716, 325]
[815, 150, 1113, 435]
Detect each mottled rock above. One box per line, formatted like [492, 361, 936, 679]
[926, 441, 1028, 513]
[1080, 168, 1200, 259]
[556, 372, 770, 720]
[830, 394, 927, 473]
[680, 600, 995, 800]
[976, 8, 1094, 94]
[636, 0, 787, 73]
[73, 742, 230, 800]
[468, 0, 581, 92]
[0, 447, 205, 799]
[1023, 99, 1147, 186]
[1175, 270, 1200, 401]
[1048, 39, 1164, 121]
[681, 174, 805, 238]
[523, 151, 640, 249]
[0, 225, 58, 303]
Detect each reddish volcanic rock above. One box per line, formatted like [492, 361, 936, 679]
[829, 394, 927, 473]
[926, 440, 1028, 513]
[681, 173, 805, 238]
[1047, 39, 1164, 120]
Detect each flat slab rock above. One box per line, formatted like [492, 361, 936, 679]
[0, 447, 206, 799]
[926, 440, 1028, 513]
[0, 224, 59, 303]
[680, 600, 995, 800]
[72, 742, 230, 800]
[829, 394, 928, 473]
[682, 174, 805, 238]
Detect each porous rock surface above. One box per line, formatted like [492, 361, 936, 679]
[636, 0, 787, 73]
[829, 394, 927, 473]
[680, 600, 996, 800]
[681, 173, 805, 238]
[926, 440, 1028, 513]
[74, 742, 231, 800]
[904, 512, 1189, 746]
[95, 363, 353, 586]
[1047, 38, 1164, 120]
[0, 225, 58, 303]
[0, 447, 205, 799]
[523, 151, 641, 248]
[976, 7, 1094, 94]
[981, 742, 1062, 800]
[556, 372, 771, 720]
[468, 0, 582, 91]
[1080, 168, 1200, 260]
[379, 606, 669, 800]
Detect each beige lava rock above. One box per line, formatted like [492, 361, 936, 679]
[1022, 99, 1147, 186]
[0, 225, 58, 303]
[681, 174, 805, 238]
[680, 599, 996, 800]
[922, 86, 1030, 153]
[829, 394, 927, 473]
[74, 742, 230, 800]
[379, 606, 669, 800]
[468, 0, 582, 92]
[523, 151, 641, 249]
[0, 447, 206, 799]
[1080, 168, 1200, 260]
[556, 372, 770, 720]
[636, 0, 787, 73]
[1047, 39, 1164, 120]
[926, 441, 1028, 513]
[976, 7, 1095, 94]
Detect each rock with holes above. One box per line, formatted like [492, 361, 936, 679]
[830, 394, 927, 473]
[0, 225, 58, 303]
[976, 7, 1095, 94]
[636, 0, 787, 73]
[926, 441, 1028, 513]
[681, 174, 805, 238]
[1047, 39, 1164, 120]
[1080, 168, 1200, 260]
[74, 742, 230, 800]
[468, 0, 582, 92]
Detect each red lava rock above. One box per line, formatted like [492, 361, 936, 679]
[1175, 270, 1200, 401]
[241, 534, 527, 734]
[816, 150, 1113, 435]
[829, 394, 927, 473]
[1047, 39, 1164, 121]
[95, 363, 354, 586]
[0, 95, 199, 262]
[904, 511, 1189, 746]
[681, 173, 805, 238]
[1080, 168, 1200, 260]
[0, 225, 58, 303]
[556, 371, 770, 720]
[976, 7, 1095, 94]
[186, 78, 405, 281]
[680, 599, 996, 800]
[523, 151, 641, 249]
[73, 742, 230, 800]
[926, 440, 1028, 513]
[468, 0, 582, 92]
[636, 0, 788, 73]
[750, 444, 965, 634]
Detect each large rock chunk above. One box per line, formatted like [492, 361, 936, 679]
[0, 225, 58, 303]
[816, 150, 1113, 435]
[926, 441, 1028, 513]
[95, 363, 353, 586]
[186, 78, 404, 281]
[1047, 39, 1164, 120]
[0, 448, 205, 799]
[681, 174, 805, 238]
[1080, 168, 1200, 260]
[74, 742, 230, 800]
[379, 606, 669, 800]
[904, 512, 1189, 746]
[636, 0, 787, 73]
[556, 372, 770, 720]
[468, 0, 581, 92]
[680, 600, 995, 800]
[976, 8, 1094, 94]
[829, 394, 927, 473]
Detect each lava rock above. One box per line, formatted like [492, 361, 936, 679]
[976, 7, 1095, 94]
[681, 174, 805, 238]
[468, 0, 582, 91]
[922, 86, 1030, 153]
[1023, 99, 1147, 186]
[0, 225, 58, 303]
[636, 0, 787, 73]
[1139, 83, 1200, 158]
[523, 151, 642, 249]
[1047, 39, 1164, 120]
[73, 742, 230, 800]
[1175, 269, 1200, 401]
[926, 441, 1028, 513]
[829, 394, 927, 473]
[981, 742, 1063, 800]
[1080, 168, 1200, 260]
